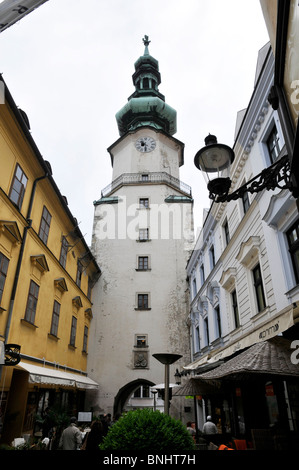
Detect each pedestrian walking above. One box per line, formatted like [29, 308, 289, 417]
[202, 416, 218, 435]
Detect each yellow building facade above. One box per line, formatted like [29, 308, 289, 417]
[0, 76, 101, 446]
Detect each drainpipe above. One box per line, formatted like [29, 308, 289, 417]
[0, 172, 49, 379]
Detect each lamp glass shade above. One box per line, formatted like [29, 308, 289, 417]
[195, 143, 234, 174]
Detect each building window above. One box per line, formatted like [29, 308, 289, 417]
[192, 277, 197, 298]
[141, 174, 149, 181]
[200, 264, 205, 285]
[209, 245, 215, 270]
[59, 236, 68, 268]
[242, 190, 250, 214]
[287, 219, 299, 284]
[24, 280, 39, 324]
[215, 305, 222, 338]
[252, 263, 266, 312]
[139, 198, 149, 208]
[76, 260, 83, 287]
[223, 220, 230, 245]
[204, 317, 209, 346]
[231, 290, 240, 328]
[139, 228, 149, 241]
[70, 316, 77, 347]
[267, 125, 281, 164]
[135, 335, 148, 348]
[138, 256, 149, 270]
[137, 294, 149, 309]
[134, 385, 150, 398]
[50, 300, 60, 337]
[0, 253, 9, 304]
[87, 277, 92, 300]
[39, 206, 52, 245]
[83, 325, 88, 353]
[9, 163, 28, 209]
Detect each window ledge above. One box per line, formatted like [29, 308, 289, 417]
[134, 308, 151, 311]
[21, 319, 38, 330]
[135, 269, 151, 272]
[48, 333, 59, 341]
[68, 344, 76, 350]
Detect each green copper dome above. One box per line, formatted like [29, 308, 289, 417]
[115, 36, 177, 136]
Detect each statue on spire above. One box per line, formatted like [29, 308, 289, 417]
[142, 35, 150, 55]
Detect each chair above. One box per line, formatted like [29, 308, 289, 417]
[233, 439, 247, 450]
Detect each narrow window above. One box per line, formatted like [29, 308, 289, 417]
[9, 163, 28, 209]
[287, 219, 299, 284]
[25, 280, 39, 324]
[200, 264, 205, 285]
[59, 236, 68, 268]
[139, 198, 149, 208]
[136, 335, 147, 348]
[204, 317, 209, 346]
[209, 245, 215, 269]
[224, 220, 230, 245]
[138, 294, 149, 309]
[139, 228, 149, 241]
[215, 305, 222, 338]
[83, 325, 88, 353]
[192, 278, 197, 297]
[267, 125, 281, 164]
[0, 253, 9, 304]
[87, 276, 92, 300]
[39, 206, 52, 245]
[76, 260, 83, 287]
[70, 316, 77, 347]
[50, 300, 60, 337]
[138, 256, 148, 270]
[242, 190, 250, 213]
[231, 290, 240, 328]
[252, 264, 266, 312]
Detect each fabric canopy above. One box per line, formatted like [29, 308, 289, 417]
[17, 362, 99, 389]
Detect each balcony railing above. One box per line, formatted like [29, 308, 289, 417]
[101, 172, 192, 197]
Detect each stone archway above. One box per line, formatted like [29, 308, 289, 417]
[113, 378, 155, 416]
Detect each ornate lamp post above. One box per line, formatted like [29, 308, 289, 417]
[194, 134, 298, 203]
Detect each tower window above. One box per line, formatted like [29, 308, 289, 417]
[138, 256, 149, 270]
[143, 78, 149, 89]
[139, 228, 149, 241]
[137, 294, 149, 309]
[139, 198, 149, 208]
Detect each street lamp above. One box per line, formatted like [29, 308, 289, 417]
[194, 134, 298, 203]
[152, 353, 182, 415]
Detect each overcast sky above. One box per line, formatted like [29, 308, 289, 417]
[1, 0, 270, 244]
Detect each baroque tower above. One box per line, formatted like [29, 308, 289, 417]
[87, 37, 194, 417]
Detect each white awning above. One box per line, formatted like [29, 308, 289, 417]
[184, 305, 295, 371]
[17, 362, 99, 389]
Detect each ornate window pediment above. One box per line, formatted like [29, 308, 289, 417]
[220, 268, 237, 291]
[30, 254, 49, 273]
[54, 277, 68, 292]
[72, 296, 83, 308]
[236, 236, 260, 268]
[0, 221, 22, 244]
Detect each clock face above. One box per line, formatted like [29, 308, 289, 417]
[135, 136, 156, 153]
